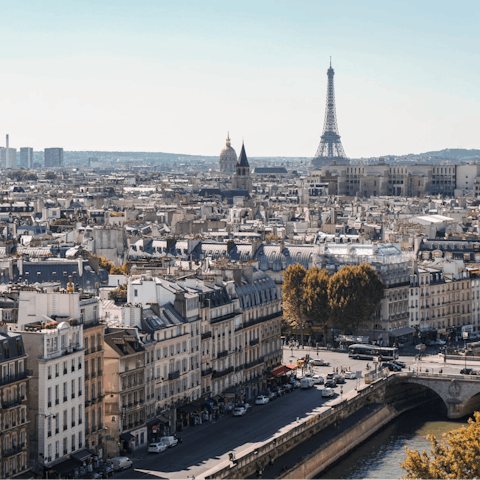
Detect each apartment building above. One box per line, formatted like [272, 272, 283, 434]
[0, 327, 29, 478]
[104, 328, 146, 458]
[22, 320, 85, 478]
[409, 266, 472, 342]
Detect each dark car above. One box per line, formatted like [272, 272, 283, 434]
[334, 374, 346, 384]
[392, 360, 406, 369]
[325, 378, 336, 388]
[282, 383, 293, 393]
[382, 362, 401, 371]
[460, 368, 479, 375]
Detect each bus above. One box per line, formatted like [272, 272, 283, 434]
[348, 344, 399, 361]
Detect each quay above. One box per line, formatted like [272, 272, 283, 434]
[200, 369, 480, 479]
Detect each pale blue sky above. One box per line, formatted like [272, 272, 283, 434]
[1, 0, 479, 158]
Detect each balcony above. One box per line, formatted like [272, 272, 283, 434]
[85, 373, 90, 380]
[91, 371, 97, 379]
[210, 311, 238, 325]
[212, 366, 234, 379]
[3, 445, 24, 457]
[245, 356, 265, 370]
[201, 331, 212, 340]
[63, 396, 68, 403]
[249, 338, 259, 347]
[217, 350, 229, 359]
[168, 370, 180, 381]
[0, 371, 30, 387]
[201, 368, 213, 377]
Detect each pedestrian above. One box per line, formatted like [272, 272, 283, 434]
[269, 457, 274, 467]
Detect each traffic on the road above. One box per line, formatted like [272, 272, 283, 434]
[107, 345, 480, 479]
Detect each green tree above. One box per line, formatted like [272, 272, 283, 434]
[401, 411, 480, 479]
[328, 264, 383, 333]
[303, 267, 331, 344]
[282, 264, 308, 346]
[44, 171, 57, 180]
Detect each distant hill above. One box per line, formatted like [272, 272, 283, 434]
[418, 148, 480, 159]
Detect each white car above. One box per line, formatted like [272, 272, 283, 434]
[344, 371, 357, 379]
[321, 387, 335, 398]
[311, 359, 330, 366]
[148, 442, 168, 453]
[312, 375, 324, 385]
[255, 395, 270, 405]
[435, 339, 446, 345]
[233, 406, 247, 416]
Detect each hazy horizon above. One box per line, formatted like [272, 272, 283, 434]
[1, 0, 479, 158]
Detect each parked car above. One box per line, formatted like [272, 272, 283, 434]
[321, 387, 335, 397]
[392, 361, 406, 369]
[282, 383, 293, 393]
[311, 359, 330, 366]
[255, 395, 270, 405]
[97, 464, 114, 478]
[460, 368, 479, 375]
[276, 387, 285, 396]
[159, 435, 178, 447]
[148, 442, 168, 453]
[238, 402, 252, 411]
[312, 374, 324, 385]
[111, 457, 133, 472]
[233, 406, 247, 416]
[292, 380, 301, 388]
[344, 371, 357, 379]
[268, 391, 277, 400]
[334, 374, 346, 384]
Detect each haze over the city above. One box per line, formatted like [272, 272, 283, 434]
[1, 0, 479, 158]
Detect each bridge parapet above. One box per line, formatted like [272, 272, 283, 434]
[385, 371, 480, 419]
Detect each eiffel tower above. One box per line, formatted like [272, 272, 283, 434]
[311, 60, 349, 168]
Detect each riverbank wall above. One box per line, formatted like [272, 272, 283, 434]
[279, 404, 397, 479]
[201, 380, 387, 479]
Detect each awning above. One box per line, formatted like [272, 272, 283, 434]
[389, 327, 416, 337]
[286, 365, 297, 370]
[51, 458, 82, 475]
[157, 415, 170, 424]
[70, 448, 95, 463]
[178, 404, 196, 414]
[120, 432, 135, 443]
[147, 419, 159, 428]
[271, 365, 289, 377]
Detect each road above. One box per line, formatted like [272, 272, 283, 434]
[112, 346, 478, 479]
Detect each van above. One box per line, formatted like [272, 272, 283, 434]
[300, 377, 314, 389]
[111, 456, 133, 471]
[159, 435, 179, 447]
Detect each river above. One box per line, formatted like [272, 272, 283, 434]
[316, 406, 469, 479]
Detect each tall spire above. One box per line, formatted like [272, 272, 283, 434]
[311, 61, 348, 168]
[226, 132, 231, 147]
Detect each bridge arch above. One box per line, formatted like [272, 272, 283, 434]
[384, 374, 480, 419]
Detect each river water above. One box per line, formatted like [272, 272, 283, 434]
[317, 406, 468, 479]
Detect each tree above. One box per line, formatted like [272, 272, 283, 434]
[44, 171, 57, 180]
[328, 264, 383, 334]
[302, 267, 331, 344]
[282, 264, 307, 346]
[401, 411, 480, 479]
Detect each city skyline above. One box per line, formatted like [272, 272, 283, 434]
[1, 0, 479, 158]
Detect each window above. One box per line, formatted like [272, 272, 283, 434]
[134, 289, 138, 297]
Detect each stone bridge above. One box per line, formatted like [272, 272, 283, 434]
[382, 372, 480, 419]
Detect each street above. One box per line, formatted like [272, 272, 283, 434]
[112, 345, 479, 479]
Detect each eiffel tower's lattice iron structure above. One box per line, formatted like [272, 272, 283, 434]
[311, 60, 349, 168]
